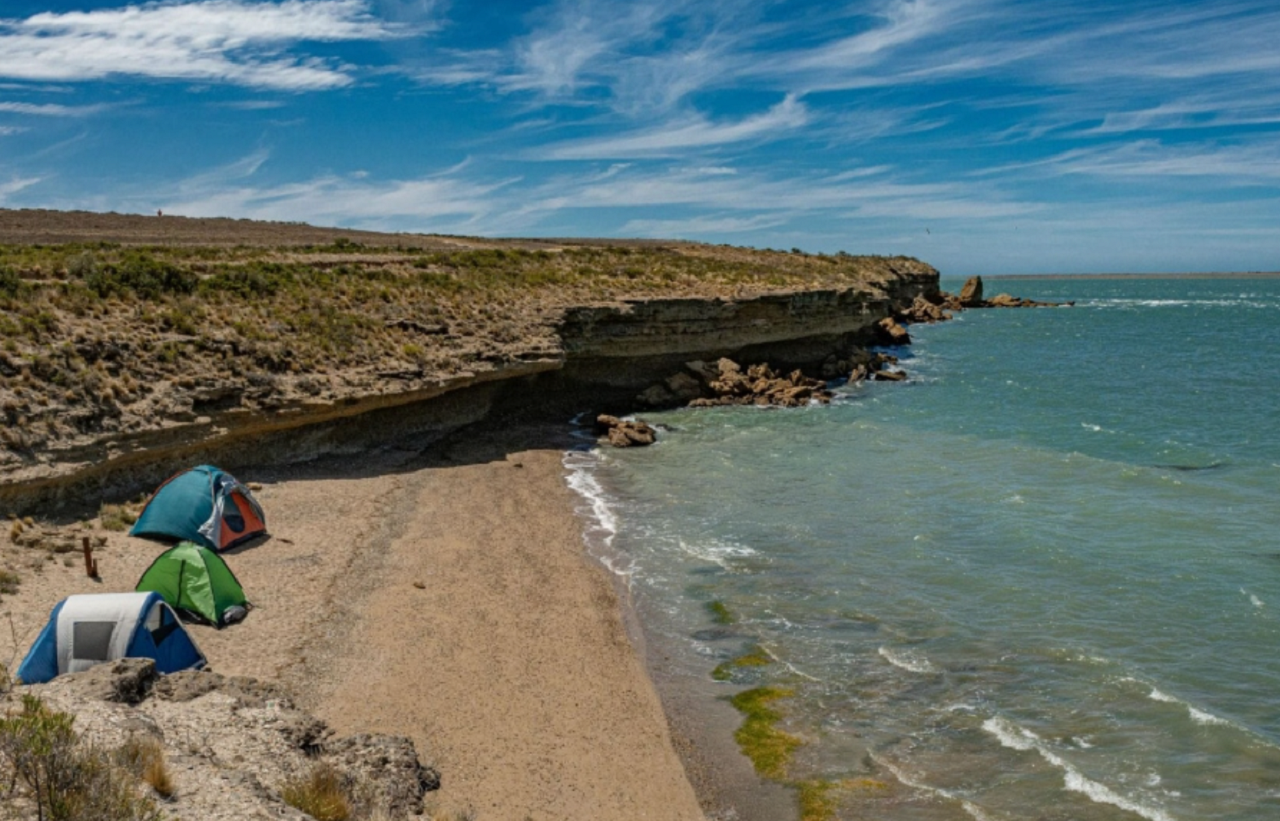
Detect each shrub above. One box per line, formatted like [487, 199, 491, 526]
[281, 762, 351, 821]
[0, 266, 27, 299]
[0, 695, 161, 820]
[67, 252, 97, 280]
[83, 252, 197, 299]
[98, 503, 137, 532]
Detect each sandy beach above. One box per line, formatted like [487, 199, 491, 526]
[1, 422, 705, 820]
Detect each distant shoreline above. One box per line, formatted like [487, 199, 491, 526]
[979, 271, 1280, 280]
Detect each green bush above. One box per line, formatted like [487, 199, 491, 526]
[83, 252, 197, 299]
[0, 266, 26, 298]
[0, 695, 161, 820]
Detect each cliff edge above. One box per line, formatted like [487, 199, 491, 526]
[0, 210, 937, 511]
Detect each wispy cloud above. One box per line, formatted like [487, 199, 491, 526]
[0, 176, 42, 201]
[1033, 140, 1280, 182]
[0, 101, 109, 117]
[621, 214, 790, 236]
[539, 95, 808, 159]
[0, 0, 408, 90]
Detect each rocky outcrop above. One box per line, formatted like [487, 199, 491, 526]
[875, 316, 912, 345]
[959, 275, 984, 307]
[984, 292, 1069, 308]
[685, 359, 833, 408]
[20, 659, 440, 820]
[899, 295, 951, 324]
[595, 415, 657, 448]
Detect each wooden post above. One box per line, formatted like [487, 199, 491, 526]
[82, 536, 98, 578]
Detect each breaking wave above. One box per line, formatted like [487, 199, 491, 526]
[983, 717, 1175, 821]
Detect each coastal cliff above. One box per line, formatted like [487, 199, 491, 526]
[0, 211, 937, 512]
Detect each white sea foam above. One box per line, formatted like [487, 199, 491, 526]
[1082, 298, 1271, 310]
[1082, 423, 1102, 432]
[878, 646, 938, 674]
[871, 754, 995, 821]
[676, 537, 756, 569]
[1187, 706, 1231, 726]
[563, 452, 618, 543]
[562, 450, 634, 583]
[1241, 588, 1264, 608]
[1147, 686, 1233, 727]
[983, 717, 1175, 821]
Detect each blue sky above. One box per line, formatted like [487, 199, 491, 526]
[1, 0, 1278, 274]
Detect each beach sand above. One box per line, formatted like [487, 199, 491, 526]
[1, 423, 705, 820]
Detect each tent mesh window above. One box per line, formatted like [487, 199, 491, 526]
[71, 621, 116, 662]
[223, 505, 246, 534]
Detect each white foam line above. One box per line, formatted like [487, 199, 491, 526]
[675, 537, 757, 569]
[562, 450, 634, 586]
[983, 717, 1175, 821]
[878, 646, 939, 674]
[871, 754, 995, 821]
[1147, 687, 1235, 728]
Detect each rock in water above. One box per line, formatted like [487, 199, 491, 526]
[597, 414, 657, 447]
[876, 316, 912, 345]
[959, 275, 984, 306]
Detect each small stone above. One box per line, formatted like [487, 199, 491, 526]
[413, 581, 426, 589]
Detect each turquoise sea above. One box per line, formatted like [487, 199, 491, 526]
[566, 276, 1280, 821]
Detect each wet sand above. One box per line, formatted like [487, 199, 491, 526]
[1, 424, 705, 820]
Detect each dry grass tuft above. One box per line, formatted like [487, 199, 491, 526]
[116, 736, 175, 799]
[98, 503, 138, 532]
[281, 762, 352, 821]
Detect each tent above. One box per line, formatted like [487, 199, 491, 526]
[135, 541, 249, 628]
[16, 592, 206, 685]
[131, 465, 266, 551]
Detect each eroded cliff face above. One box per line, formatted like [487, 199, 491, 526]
[0, 262, 936, 514]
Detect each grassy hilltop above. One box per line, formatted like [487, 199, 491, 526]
[0, 210, 932, 466]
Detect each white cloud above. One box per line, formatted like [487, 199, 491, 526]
[0, 0, 407, 90]
[0, 176, 42, 201]
[0, 101, 109, 116]
[539, 95, 808, 159]
[621, 214, 789, 236]
[1044, 140, 1280, 182]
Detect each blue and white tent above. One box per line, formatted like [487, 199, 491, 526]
[16, 592, 206, 684]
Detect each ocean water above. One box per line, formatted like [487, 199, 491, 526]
[566, 276, 1280, 821]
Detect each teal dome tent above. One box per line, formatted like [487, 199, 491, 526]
[131, 465, 266, 551]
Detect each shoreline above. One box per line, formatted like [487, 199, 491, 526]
[1, 420, 710, 820]
[562, 442, 800, 821]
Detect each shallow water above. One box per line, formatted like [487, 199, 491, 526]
[567, 276, 1280, 820]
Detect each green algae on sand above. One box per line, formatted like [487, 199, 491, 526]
[728, 686, 801, 780]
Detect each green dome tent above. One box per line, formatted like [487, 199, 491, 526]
[135, 542, 248, 628]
